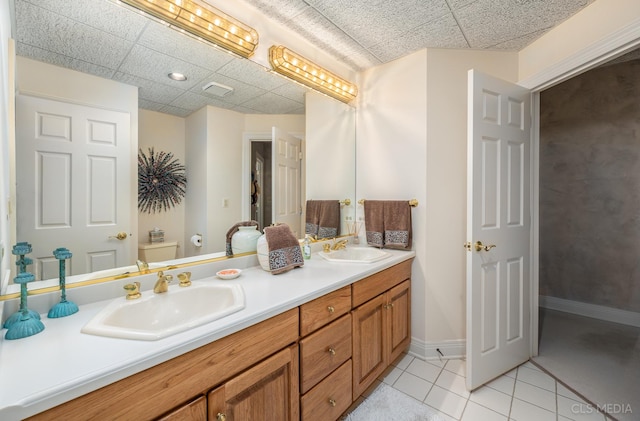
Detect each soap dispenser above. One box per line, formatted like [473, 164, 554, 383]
[303, 235, 312, 260]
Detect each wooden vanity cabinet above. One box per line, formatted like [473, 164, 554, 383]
[351, 260, 412, 398]
[298, 286, 353, 421]
[208, 345, 299, 421]
[158, 396, 207, 421]
[27, 259, 412, 421]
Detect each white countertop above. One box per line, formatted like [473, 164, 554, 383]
[0, 249, 415, 420]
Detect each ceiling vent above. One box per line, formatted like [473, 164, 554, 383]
[202, 81, 234, 97]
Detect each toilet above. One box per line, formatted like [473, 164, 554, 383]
[138, 241, 178, 262]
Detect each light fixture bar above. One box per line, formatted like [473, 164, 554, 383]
[120, 0, 258, 58]
[269, 45, 357, 103]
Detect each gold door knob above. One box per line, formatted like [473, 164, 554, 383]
[465, 241, 496, 252]
[328, 398, 336, 407]
[328, 347, 336, 355]
[327, 306, 335, 314]
[109, 232, 128, 240]
[217, 413, 227, 421]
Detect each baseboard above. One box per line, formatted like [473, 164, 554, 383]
[540, 295, 640, 328]
[408, 337, 466, 361]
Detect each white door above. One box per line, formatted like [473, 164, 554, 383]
[16, 95, 132, 280]
[272, 127, 302, 238]
[466, 70, 532, 390]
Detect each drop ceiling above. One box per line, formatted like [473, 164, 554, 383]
[12, 0, 597, 117]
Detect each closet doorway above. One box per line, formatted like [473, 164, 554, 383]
[534, 51, 640, 421]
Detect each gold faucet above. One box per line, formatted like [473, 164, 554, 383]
[331, 238, 348, 250]
[153, 271, 173, 293]
[123, 282, 141, 300]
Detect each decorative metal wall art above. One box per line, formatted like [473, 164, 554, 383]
[138, 148, 187, 213]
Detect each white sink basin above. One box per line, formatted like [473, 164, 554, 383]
[318, 247, 391, 263]
[81, 283, 245, 340]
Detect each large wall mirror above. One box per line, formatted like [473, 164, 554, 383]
[2, 0, 356, 297]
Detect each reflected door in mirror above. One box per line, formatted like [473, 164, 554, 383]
[16, 95, 133, 281]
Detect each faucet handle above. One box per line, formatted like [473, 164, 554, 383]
[123, 281, 141, 300]
[178, 272, 192, 287]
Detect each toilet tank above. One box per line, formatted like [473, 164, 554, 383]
[138, 241, 178, 262]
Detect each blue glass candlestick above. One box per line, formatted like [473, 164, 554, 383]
[48, 247, 78, 318]
[3, 243, 40, 329]
[5, 272, 45, 340]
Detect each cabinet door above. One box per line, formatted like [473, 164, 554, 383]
[208, 345, 299, 421]
[387, 280, 411, 364]
[351, 294, 386, 398]
[158, 396, 207, 421]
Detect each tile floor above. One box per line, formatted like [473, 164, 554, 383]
[375, 354, 614, 421]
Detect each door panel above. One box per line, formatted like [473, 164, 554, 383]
[16, 95, 131, 280]
[466, 70, 532, 390]
[272, 127, 302, 237]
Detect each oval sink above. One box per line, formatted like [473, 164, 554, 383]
[318, 247, 391, 263]
[81, 283, 245, 341]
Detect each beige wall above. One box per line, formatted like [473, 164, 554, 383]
[424, 49, 518, 351]
[0, 2, 11, 284]
[138, 110, 186, 257]
[519, 0, 640, 84]
[357, 48, 518, 358]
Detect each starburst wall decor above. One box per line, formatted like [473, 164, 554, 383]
[138, 148, 187, 213]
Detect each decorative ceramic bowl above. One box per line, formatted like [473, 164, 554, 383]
[216, 269, 242, 280]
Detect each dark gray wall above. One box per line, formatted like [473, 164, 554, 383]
[540, 58, 640, 312]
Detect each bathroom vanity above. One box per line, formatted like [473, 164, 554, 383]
[0, 250, 414, 421]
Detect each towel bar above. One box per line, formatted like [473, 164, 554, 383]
[358, 199, 418, 207]
[340, 199, 351, 206]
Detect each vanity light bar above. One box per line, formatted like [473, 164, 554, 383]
[120, 0, 259, 58]
[269, 45, 358, 103]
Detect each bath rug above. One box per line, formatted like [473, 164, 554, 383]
[344, 383, 445, 421]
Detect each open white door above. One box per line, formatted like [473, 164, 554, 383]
[466, 70, 532, 390]
[16, 95, 132, 280]
[272, 127, 302, 238]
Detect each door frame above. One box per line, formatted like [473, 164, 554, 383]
[242, 132, 271, 223]
[523, 29, 640, 357]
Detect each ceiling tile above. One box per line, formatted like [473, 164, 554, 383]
[454, 0, 595, 49]
[159, 104, 194, 118]
[112, 72, 185, 104]
[136, 20, 235, 72]
[117, 45, 211, 91]
[216, 59, 287, 91]
[15, 0, 133, 69]
[16, 43, 117, 79]
[241, 92, 304, 114]
[138, 99, 167, 113]
[18, 0, 147, 42]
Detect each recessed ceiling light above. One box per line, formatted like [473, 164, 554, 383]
[168, 72, 187, 81]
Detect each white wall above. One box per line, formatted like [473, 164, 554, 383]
[0, 3, 12, 288]
[306, 91, 356, 233]
[138, 110, 186, 257]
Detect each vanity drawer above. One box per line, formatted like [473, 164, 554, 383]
[301, 359, 352, 421]
[300, 313, 352, 394]
[300, 285, 351, 336]
[352, 259, 412, 307]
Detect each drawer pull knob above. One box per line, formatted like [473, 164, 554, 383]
[384, 303, 394, 309]
[217, 413, 227, 421]
[329, 398, 336, 407]
[327, 306, 335, 314]
[328, 347, 336, 355]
